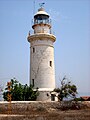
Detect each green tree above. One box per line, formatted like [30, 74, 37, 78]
[54, 76, 78, 101]
[3, 78, 39, 101]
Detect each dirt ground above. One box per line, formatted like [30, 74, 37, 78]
[0, 101, 90, 120]
[0, 109, 90, 120]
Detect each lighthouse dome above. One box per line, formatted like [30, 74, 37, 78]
[34, 8, 49, 17]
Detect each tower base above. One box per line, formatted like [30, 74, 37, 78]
[36, 88, 58, 101]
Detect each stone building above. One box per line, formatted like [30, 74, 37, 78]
[27, 6, 56, 101]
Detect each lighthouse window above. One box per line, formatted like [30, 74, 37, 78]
[33, 47, 35, 53]
[32, 79, 34, 87]
[50, 61, 52, 67]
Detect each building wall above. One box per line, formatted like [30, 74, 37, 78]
[34, 24, 50, 34]
[30, 38, 55, 90]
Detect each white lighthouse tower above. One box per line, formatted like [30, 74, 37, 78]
[27, 5, 56, 101]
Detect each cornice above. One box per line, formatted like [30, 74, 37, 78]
[27, 33, 56, 43]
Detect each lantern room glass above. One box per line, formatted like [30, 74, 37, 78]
[34, 15, 49, 24]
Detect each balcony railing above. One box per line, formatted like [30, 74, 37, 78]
[29, 29, 55, 35]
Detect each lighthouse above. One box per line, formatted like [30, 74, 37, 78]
[27, 5, 56, 101]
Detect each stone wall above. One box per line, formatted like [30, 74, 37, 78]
[0, 101, 59, 114]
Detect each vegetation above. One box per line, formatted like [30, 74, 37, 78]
[3, 78, 39, 101]
[54, 76, 78, 101]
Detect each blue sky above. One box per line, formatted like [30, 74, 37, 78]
[0, 0, 90, 96]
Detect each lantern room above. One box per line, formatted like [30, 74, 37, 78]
[32, 7, 51, 34]
[34, 8, 50, 25]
